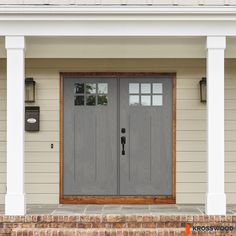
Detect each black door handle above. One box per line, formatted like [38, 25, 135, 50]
[121, 136, 126, 155]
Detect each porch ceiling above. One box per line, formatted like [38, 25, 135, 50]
[0, 36, 236, 58]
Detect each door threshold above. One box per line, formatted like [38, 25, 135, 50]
[60, 196, 176, 204]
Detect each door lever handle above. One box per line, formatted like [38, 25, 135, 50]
[121, 136, 126, 155]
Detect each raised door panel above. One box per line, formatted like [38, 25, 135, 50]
[119, 77, 173, 195]
[63, 77, 118, 195]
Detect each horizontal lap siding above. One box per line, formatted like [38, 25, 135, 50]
[0, 60, 60, 204]
[0, 58, 236, 204]
[27, 73, 59, 203]
[176, 59, 236, 203]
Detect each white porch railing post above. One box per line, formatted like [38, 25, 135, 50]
[205, 36, 226, 215]
[5, 36, 26, 215]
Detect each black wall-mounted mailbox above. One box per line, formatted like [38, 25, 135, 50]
[25, 106, 40, 131]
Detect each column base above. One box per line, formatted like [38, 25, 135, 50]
[205, 193, 226, 215]
[5, 194, 26, 215]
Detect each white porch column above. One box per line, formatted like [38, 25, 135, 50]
[5, 36, 26, 215]
[205, 36, 226, 215]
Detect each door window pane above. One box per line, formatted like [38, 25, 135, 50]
[153, 95, 163, 106]
[74, 96, 84, 106]
[141, 83, 151, 94]
[153, 83, 163, 94]
[129, 83, 139, 94]
[98, 95, 108, 105]
[129, 95, 139, 106]
[86, 95, 96, 105]
[74, 83, 84, 94]
[86, 83, 96, 94]
[141, 95, 151, 106]
[98, 83, 108, 94]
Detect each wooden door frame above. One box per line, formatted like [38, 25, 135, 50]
[60, 72, 176, 204]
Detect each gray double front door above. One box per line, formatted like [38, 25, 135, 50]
[63, 76, 173, 196]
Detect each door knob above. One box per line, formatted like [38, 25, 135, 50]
[121, 136, 126, 155]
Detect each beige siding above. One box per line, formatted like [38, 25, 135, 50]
[0, 59, 236, 204]
[0, 0, 236, 5]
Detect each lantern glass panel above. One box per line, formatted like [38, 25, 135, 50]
[201, 84, 207, 102]
[25, 79, 35, 103]
[200, 78, 207, 103]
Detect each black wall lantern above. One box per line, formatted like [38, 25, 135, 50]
[25, 78, 36, 103]
[199, 77, 207, 103]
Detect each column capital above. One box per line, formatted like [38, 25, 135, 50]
[5, 36, 25, 50]
[206, 36, 226, 50]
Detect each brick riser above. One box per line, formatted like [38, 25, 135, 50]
[12, 228, 187, 236]
[0, 215, 236, 236]
[9, 228, 236, 236]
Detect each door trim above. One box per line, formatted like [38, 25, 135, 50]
[60, 72, 176, 204]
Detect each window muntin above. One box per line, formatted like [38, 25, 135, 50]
[74, 82, 108, 106]
[129, 82, 163, 107]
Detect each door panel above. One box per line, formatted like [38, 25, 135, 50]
[63, 77, 118, 195]
[62, 74, 174, 200]
[119, 77, 173, 195]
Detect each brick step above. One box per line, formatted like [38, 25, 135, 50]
[0, 214, 235, 229]
[1, 214, 235, 223]
[1, 214, 236, 236]
[11, 228, 187, 236]
[0, 229, 12, 236]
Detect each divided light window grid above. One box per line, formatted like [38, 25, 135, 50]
[74, 83, 108, 106]
[129, 82, 163, 107]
